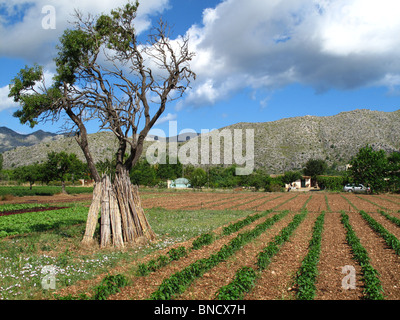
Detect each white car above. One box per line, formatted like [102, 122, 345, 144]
[343, 183, 370, 193]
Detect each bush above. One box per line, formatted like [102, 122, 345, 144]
[317, 176, 348, 191]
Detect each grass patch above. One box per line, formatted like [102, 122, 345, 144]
[0, 204, 253, 300]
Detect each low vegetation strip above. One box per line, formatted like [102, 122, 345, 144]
[295, 212, 325, 300]
[136, 211, 271, 277]
[378, 210, 400, 228]
[359, 210, 400, 255]
[56, 274, 129, 300]
[257, 210, 308, 270]
[149, 211, 288, 300]
[324, 195, 331, 212]
[340, 212, 384, 300]
[0, 203, 51, 212]
[250, 194, 284, 211]
[222, 210, 272, 236]
[0, 186, 93, 197]
[0, 206, 88, 238]
[216, 210, 308, 300]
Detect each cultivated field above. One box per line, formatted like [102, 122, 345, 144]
[2, 189, 400, 300]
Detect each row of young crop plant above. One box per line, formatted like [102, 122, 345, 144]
[340, 211, 384, 300]
[342, 209, 400, 299]
[216, 210, 309, 300]
[54, 210, 278, 300]
[181, 194, 240, 210]
[0, 205, 88, 238]
[149, 211, 289, 300]
[135, 210, 274, 277]
[0, 186, 93, 197]
[215, 208, 400, 301]
[0, 203, 51, 213]
[294, 212, 325, 300]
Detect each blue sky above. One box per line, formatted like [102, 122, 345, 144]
[1, 0, 400, 136]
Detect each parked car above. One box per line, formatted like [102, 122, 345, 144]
[343, 183, 371, 194]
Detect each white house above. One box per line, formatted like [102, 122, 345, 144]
[285, 176, 312, 191]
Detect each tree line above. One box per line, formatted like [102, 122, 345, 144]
[0, 144, 399, 194]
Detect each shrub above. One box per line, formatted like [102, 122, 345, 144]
[317, 175, 347, 191]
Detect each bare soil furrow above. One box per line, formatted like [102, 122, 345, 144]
[244, 213, 317, 300]
[342, 194, 382, 212]
[326, 194, 353, 212]
[256, 193, 299, 211]
[357, 195, 400, 213]
[278, 193, 311, 212]
[235, 194, 278, 211]
[107, 213, 275, 300]
[315, 212, 364, 300]
[306, 193, 328, 212]
[348, 212, 400, 299]
[176, 212, 295, 300]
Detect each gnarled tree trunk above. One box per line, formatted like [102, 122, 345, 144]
[82, 169, 156, 248]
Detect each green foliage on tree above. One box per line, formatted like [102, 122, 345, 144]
[387, 152, 400, 192]
[130, 159, 157, 187]
[239, 169, 271, 191]
[156, 156, 183, 181]
[0, 153, 3, 172]
[8, 1, 195, 184]
[281, 171, 303, 185]
[303, 159, 328, 180]
[189, 168, 207, 189]
[348, 145, 388, 193]
[44, 152, 87, 193]
[13, 164, 42, 190]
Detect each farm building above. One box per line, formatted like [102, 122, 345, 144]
[168, 178, 191, 189]
[285, 176, 312, 191]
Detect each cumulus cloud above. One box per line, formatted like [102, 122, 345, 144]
[4, 0, 400, 113]
[0, 0, 170, 66]
[0, 85, 18, 111]
[155, 112, 177, 125]
[178, 0, 400, 109]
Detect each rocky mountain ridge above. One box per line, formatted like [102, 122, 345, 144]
[1, 109, 399, 173]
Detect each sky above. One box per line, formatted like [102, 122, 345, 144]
[1, 0, 400, 137]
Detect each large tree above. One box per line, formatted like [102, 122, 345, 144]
[44, 151, 86, 193]
[303, 158, 327, 186]
[8, 1, 195, 248]
[348, 145, 388, 193]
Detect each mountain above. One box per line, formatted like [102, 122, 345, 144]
[0, 127, 64, 154]
[1, 109, 400, 173]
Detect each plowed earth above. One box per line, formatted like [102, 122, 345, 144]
[15, 190, 400, 300]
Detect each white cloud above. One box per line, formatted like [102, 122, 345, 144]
[178, 0, 400, 109]
[155, 112, 177, 125]
[0, 0, 170, 66]
[0, 85, 18, 112]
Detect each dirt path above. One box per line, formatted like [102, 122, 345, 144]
[0, 193, 93, 205]
[315, 212, 364, 300]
